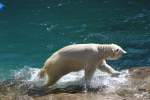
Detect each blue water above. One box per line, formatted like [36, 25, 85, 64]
[0, 0, 150, 80]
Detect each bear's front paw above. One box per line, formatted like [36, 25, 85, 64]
[111, 71, 121, 77]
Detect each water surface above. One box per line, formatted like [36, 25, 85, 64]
[0, 0, 150, 80]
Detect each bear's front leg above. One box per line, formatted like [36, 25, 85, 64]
[98, 60, 120, 76]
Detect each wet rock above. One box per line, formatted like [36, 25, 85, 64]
[27, 83, 106, 96]
[0, 79, 32, 96]
[116, 89, 135, 97]
[128, 67, 150, 92]
[129, 67, 150, 79]
[0, 67, 150, 100]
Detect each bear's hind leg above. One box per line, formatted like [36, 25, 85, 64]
[44, 68, 65, 87]
[45, 77, 57, 87]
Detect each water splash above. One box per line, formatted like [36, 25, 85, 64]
[12, 67, 46, 87]
[12, 67, 129, 90]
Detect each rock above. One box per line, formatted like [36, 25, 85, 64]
[128, 67, 150, 92]
[116, 89, 135, 97]
[0, 67, 150, 100]
[129, 67, 150, 79]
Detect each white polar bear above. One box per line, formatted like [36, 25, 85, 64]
[38, 43, 126, 86]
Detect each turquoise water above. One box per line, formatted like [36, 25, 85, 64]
[0, 0, 150, 80]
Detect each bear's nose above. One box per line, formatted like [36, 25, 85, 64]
[122, 50, 127, 54]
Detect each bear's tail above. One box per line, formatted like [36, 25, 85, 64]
[38, 69, 45, 78]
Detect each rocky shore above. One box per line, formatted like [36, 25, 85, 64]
[0, 67, 150, 100]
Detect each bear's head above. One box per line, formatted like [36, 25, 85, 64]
[106, 44, 127, 60]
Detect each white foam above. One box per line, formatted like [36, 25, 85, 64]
[57, 69, 129, 90]
[58, 70, 84, 83]
[13, 67, 46, 87]
[13, 67, 129, 90]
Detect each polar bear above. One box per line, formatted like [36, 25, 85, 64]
[38, 43, 126, 87]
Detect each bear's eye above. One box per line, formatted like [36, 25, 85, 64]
[116, 49, 119, 52]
